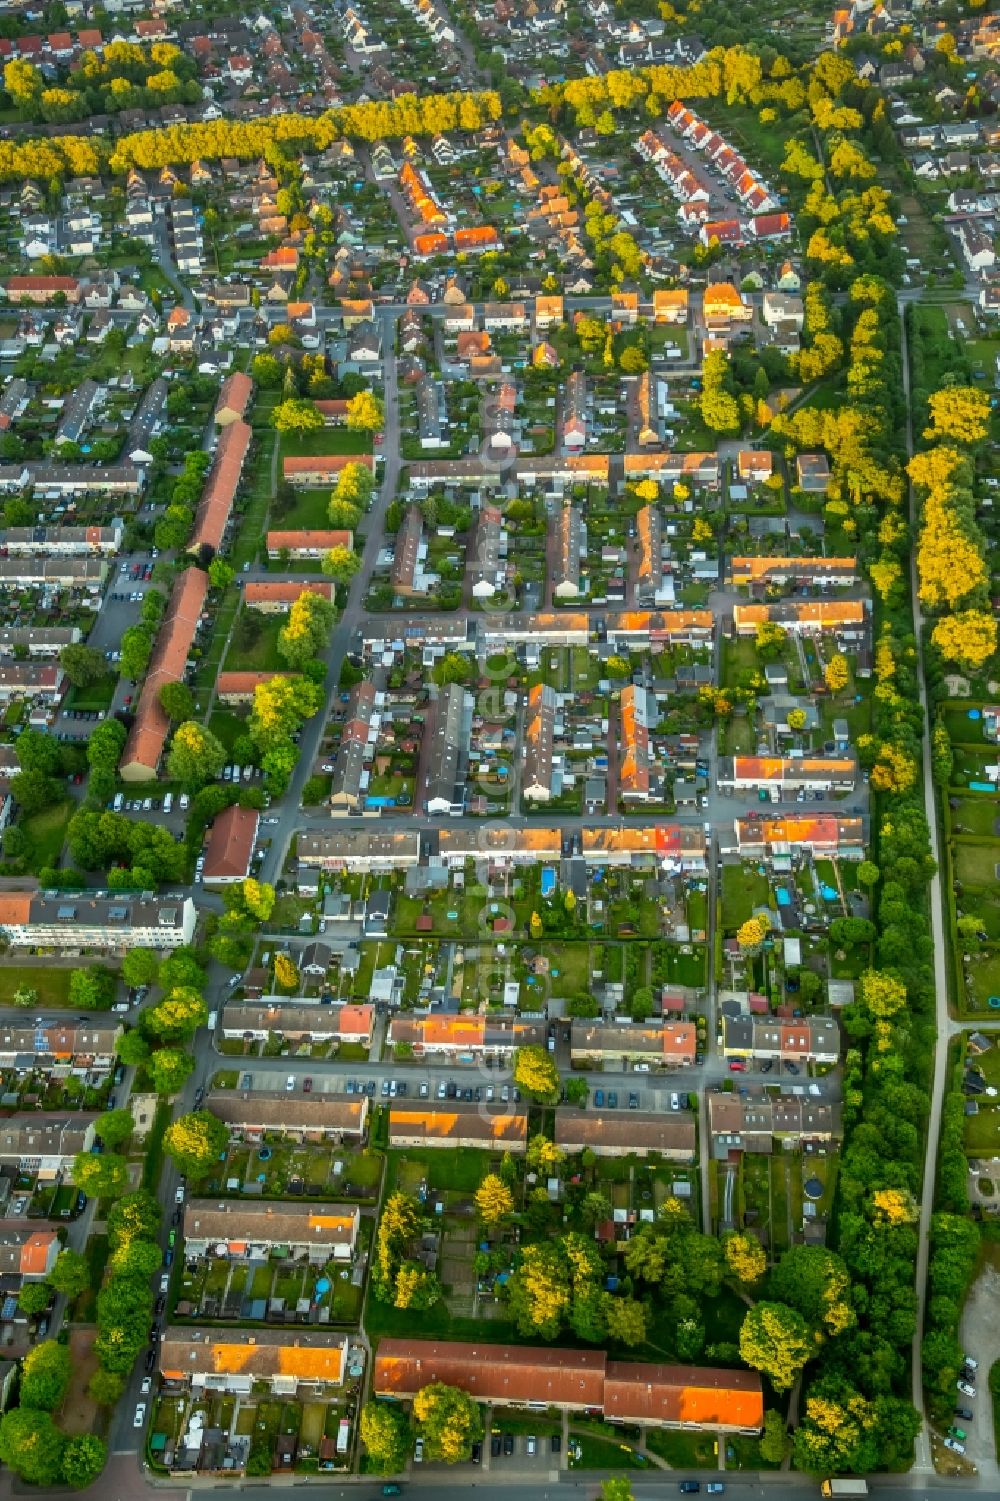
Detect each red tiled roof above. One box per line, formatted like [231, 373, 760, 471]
[202, 803, 259, 881]
[121, 569, 208, 778]
[189, 419, 251, 554]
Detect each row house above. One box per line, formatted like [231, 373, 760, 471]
[717, 756, 856, 796]
[725, 814, 866, 861]
[707, 1091, 843, 1157]
[183, 1200, 360, 1263]
[570, 1020, 697, 1069]
[721, 1014, 840, 1067]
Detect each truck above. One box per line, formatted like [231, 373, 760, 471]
[821, 1483, 868, 1498]
[336, 1418, 350, 1456]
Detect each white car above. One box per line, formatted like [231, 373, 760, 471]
[964, 1355, 980, 1373]
[175, 1186, 184, 1205]
[133, 1404, 146, 1429]
[286, 1075, 295, 1091]
[957, 1380, 976, 1398]
[944, 1438, 966, 1455]
[140, 1377, 152, 1395]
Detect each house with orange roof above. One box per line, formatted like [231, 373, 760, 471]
[729, 814, 865, 860]
[279, 455, 369, 488]
[220, 1002, 373, 1046]
[244, 581, 335, 614]
[623, 452, 720, 488]
[619, 684, 659, 802]
[120, 569, 208, 781]
[202, 804, 259, 884]
[388, 1014, 546, 1059]
[215, 372, 254, 428]
[535, 294, 564, 329]
[604, 610, 713, 650]
[727, 556, 857, 591]
[735, 450, 773, 485]
[702, 281, 751, 329]
[581, 826, 708, 874]
[183, 1199, 359, 1263]
[0, 1226, 59, 1280]
[652, 289, 689, 325]
[188, 418, 252, 556]
[453, 225, 500, 252]
[719, 756, 856, 797]
[374, 1338, 762, 1433]
[388, 1102, 529, 1151]
[732, 600, 867, 638]
[260, 245, 299, 272]
[267, 528, 354, 561]
[570, 1020, 697, 1069]
[215, 671, 291, 706]
[523, 682, 558, 802]
[159, 1327, 348, 1396]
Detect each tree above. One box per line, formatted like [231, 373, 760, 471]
[278, 590, 336, 668]
[17, 1282, 51, 1316]
[159, 680, 195, 721]
[755, 620, 787, 659]
[322, 545, 361, 583]
[513, 1045, 559, 1103]
[158, 947, 205, 992]
[87, 719, 127, 772]
[360, 1401, 409, 1474]
[630, 986, 654, 1022]
[346, 389, 384, 432]
[769, 1245, 854, 1338]
[859, 968, 907, 1020]
[924, 385, 991, 445]
[412, 1382, 484, 1464]
[759, 1410, 787, 1465]
[475, 1173, 514, 1224]
[274, 952, 299, 991]
[11, 767, 58, 814]
[106, 1188, 160, 1247]
[116, 1030, 150, 1067]
[164, 1110, 228, 1178]
[87, 1369, 126, 1407]
[932, 611, 997, 671]
[166, 720, 226, 788]
[739, 1301, 812, 1391]
[4, 59, 42, 112]
[601, 1482, 635, 1501]
[604, 1296, 647, 1346]
[121, 947, 158, 987]
[72, 1152, 128, 1199]
[824, 653, 849, 694]
[0, 1408, 65, 1487]
[145, 987, 208, 1040]
[20, 1340, 72, 1411]
[272, 398, 323, 436]
[620, 346, 647, 374]
[119, 624, 152, 681]
[47, 1248, 90, 1300]
[110, 1238, 164, 1281]
[724, 1231, 766, 1286]
[149, 1047, 194, 1095]
[62, 1434, 107, 1489]
[736, 913, 770, 954]
[12, 983, 39, 1008]
[223, 878, 276, 925]
[59, 644, 107, 688]
[69, 967, 113, 1011]
[98, 1108, 134, 1148]
[208, 557, 235, 591]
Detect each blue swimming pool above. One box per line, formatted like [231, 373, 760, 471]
[775, 887, 791, 907]
[541, 867, 556, 898]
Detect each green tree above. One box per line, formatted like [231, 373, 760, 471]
[321, 545, 361, 583]
[149, 1046, 195, 1095]
[116, 1030, 150, 1068]
[119, 624, 153, 681]
[17, 1282, 51, 1317]
[144, 987, 208, 1041]
[47, 1248, 90, 1300]
[59, 644, 108, 688]
[272, 397, 323, 436]
[159, 680, 195, 721]
[121, 947, 159, 987]
[166, 720, 226, 788]
[412, 1382, 484, 1464]
[601, 1481, 635, 1501]
[513, 1045, 559, 1103]
[164, 1110, 228, 1179]
[158, 948, 204, 992]
[72, 1151, 129, 1199]
[208, 557, 235, 591]
[69, 967, 113, 1011]
[106, 1188, 160, 1247]
[62, 1433, 107, 1489]
[97, 1108, 134, 1148]
[759, 1409, 787, 1465]
[360, 1401, 410, 1474]
[0, 1408, 65, 1486]
[739, 1301, 812, 1391]
[20, 1340, 72, 1411]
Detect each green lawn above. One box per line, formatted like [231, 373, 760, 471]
[224, 612, 285, 673]
[206, 709, 248, 752]
[721, 864, 771, 932]
[387, 1146, 490, 1193]
[277, 487, 335, 530]
[279, 428, 373, 458]
[954, 842, 1000, 888]
[20, 800, 73, 874]
[951, 798, 1000, 839]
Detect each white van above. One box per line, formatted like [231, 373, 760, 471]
[163, 792, 173, 814]
[113, 792, 124, 812]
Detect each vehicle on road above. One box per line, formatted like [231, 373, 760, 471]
[955, 1407, 973, 1421]
[706, 1487, 726, 1495]
[134, 1404, 146, 1429]
[820, 1482, 868, 1497]
[678, 1485, 700, 1495]
[286, 1075, 295, 1092]
[949, 1427, 967, 1441]
[957, 1380, 976, 1398]
[413, 1438, 424, 1463]
[140, 1377, 152, 1395]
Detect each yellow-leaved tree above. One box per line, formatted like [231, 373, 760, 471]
[475, 1174, 514, 1224]
[736, 913, 770, 954]
[924, 385, 991, 445]
[932, 610, 997, 671]
[859, 969, 907, 1019]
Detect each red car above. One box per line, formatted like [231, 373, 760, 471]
[729, 1060, 746, 1073]
[303, 1077, 313, 1093]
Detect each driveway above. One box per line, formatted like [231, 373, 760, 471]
[958, 1264, 1000, 1481]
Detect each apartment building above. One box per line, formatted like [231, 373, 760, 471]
[0, 892, 197, 951]
[388, 1101, 529, 1152]
[554, 1107, 696, 1161]
[160, 1328, 348, 1396]
[707, 1091, 843, 1157]
[205, 1090, 368, 1141]
[721, 1014, 840, 1066]
[570, 1021, 697, 1069]
[296, 830, 422, 873]
[120, 568, 208, 781]
[388, 1014, 546, 1060]
[330, 680, 378, 812]
[221, 1003, 374, 1047]
[553, 504, 585, 600]
[0, 1113, 97, 1176]
[522, 682, 558, 802]
[717, 757, 856, 797]
[183, 1200, 360, 1262]
[425, 683, 471, 815]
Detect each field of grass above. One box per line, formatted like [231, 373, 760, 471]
[277, 487, 335, 530]
[721, 864, 770, 932]
[224, 612, 285, 673]
[21, 800, 73, 873]
[951, 798, 1000, 839]
[279, 428, 372, 458]
[954, 842, 1000, 888]
[0, 965, 75, 1007]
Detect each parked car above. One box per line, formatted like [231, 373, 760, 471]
[729, 1061, 746, 1073]
[133, 1404, 146, 1429]
[679, 1486, 700, 1495]
[526, 1436, 536, 1456]
[503, 1433, 513, 1456]
[957, 1380, 976, 1398]
[944, 1438, 966, 1455]
[414, 1438, 424, 1463]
